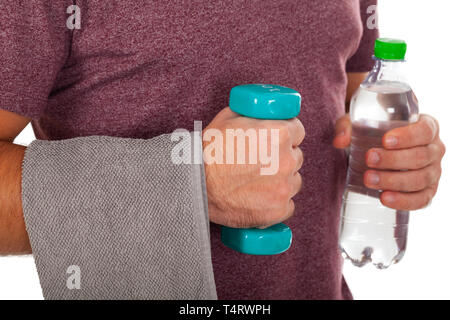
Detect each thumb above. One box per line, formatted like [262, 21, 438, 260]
[333, 114, 352, 149]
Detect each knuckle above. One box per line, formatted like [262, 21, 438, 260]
[298, 148, 304, 167]
[294, 148, 304, 170]
[418, 170, 431, 189]
[286, 200, 295, 218]
[288, 153, 297, 170]
[425, 167, 436, 186]
[291, 117, 301, 128]
[431, 165, 441, 183]
[428, 143, 440, 160]
[295, 118, 306, 140]
[299, 174, 303, 191]
[277, 181, 291, 201]
[270, 178, 291, 203]
[281, 153, 297, 174]
[294, 172, 303, 194]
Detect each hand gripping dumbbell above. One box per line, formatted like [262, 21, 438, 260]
[221, 84, 302, 255]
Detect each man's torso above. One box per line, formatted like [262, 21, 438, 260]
[36, 0, 364, 299]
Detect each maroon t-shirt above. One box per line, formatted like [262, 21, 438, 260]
[0, 1, 378, 299]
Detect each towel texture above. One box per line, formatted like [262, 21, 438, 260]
[21, 134, 217, 300]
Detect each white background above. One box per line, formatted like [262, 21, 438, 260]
[342, 0, 450, 300]
[0, 0, 449, 299]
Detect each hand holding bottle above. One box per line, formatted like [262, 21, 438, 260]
[336, 38, 446, 269]
[334, 113, 445, 210]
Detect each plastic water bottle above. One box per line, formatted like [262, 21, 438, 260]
[339, 39, 419, 269]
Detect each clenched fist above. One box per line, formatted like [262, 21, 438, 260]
[204, 107, 305, 228]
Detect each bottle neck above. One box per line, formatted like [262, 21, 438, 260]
[364, 57, 408, 86]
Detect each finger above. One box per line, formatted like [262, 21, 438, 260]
[382, 115, 438, 149]
[287, 117, 305, 146]
[333, 115, 352, 149]
[266, 118, 304, 147]
[366, 144, 442, 170]
[282, 199, 295, 221]
[380, 187, 437, 211]
[364, 164, 441, 192]
[292, 147, 304, 173]
[290, 172, 303, 197]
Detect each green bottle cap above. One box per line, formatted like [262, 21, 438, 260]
[374, 38, 407, 61]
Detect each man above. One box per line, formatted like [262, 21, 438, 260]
[0, 1, 445, 299]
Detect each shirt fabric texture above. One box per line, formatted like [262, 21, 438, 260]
[0, 0, 378, 300]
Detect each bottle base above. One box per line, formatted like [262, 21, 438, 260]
[339, 189, 409, 269]
[340, 245, 406, 269]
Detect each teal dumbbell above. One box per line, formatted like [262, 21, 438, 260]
[221, 84, 302, 255]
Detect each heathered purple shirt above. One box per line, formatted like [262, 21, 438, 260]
[1, 1, 378, 299]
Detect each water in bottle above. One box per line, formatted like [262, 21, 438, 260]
[339, 39, 419, 269]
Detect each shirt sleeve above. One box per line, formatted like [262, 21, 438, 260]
[346, 0, 380, 73]
[0, 1, 73, 119]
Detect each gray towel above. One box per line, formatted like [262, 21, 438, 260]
[21, 134, 217, 300]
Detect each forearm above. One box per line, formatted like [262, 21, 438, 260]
[0, 141, 31, 255]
